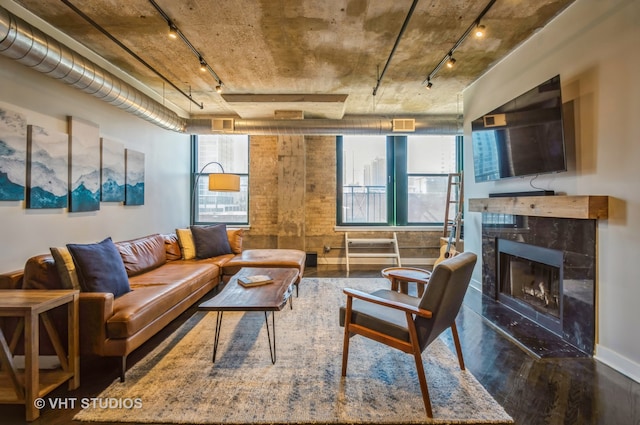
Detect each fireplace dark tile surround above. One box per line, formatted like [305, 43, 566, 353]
[467, 214, 596, 357]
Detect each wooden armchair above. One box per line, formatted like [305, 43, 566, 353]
[339, 252, 477, 417]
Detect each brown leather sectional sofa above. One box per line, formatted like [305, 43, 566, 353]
[0, 232, 306, 381]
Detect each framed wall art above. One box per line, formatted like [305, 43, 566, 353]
[0, 106, 27, 201]
[26, 125, 68, 209]
[100, 137, 125, 202]
[125, 149, 144, 206]
[68, 116, 100, 212]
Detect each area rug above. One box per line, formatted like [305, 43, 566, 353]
[74, 277, 513, 424]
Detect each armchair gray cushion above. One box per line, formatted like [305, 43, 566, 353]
[339, 289, 419, 342]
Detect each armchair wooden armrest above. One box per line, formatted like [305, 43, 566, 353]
[343, 288, 432, 319]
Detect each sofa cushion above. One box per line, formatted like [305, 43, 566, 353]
[223, 249, 306, 269]
[190, 224, 233, 259]
[22, 254, 61, 290]
[227, 228, 243, 254]
[222, 249, 306, 282]
[176, 228, 196, 260]
[50, 247, 81, 290]
[163, 234, 182, 261]
[67, 237, 131, 298]
[106, 261, 218, 338]
[0, 269, 24, 290]
[116, 234, 167, 277]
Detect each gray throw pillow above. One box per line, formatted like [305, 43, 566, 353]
[190, 224, 233, 259]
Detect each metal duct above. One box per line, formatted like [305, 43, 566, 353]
[0, 6, 186, 132]
[185, 116, 461, 135]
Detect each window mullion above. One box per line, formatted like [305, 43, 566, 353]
[393, 136, 408, 226]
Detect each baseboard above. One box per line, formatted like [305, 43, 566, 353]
[595, 345, 640, 384]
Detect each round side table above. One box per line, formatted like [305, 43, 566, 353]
[381, 267, 432, 297]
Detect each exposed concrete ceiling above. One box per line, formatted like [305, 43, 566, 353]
[11, 0, 575, 120]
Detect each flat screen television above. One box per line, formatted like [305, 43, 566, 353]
[471, 75, 567, 182]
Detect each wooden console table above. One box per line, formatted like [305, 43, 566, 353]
[0, 290, 79, 421]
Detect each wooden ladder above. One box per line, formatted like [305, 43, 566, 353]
[442, 172, 463, 247]
[344, 232, 401, 274]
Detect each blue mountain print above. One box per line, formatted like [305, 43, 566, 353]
[70, 183, 100, 212]
[27, 125, 68, 209]
[28, 186, 67, 208]
[100, 138, 125, 202]
[125, 182, 144, 206]
[0, 139, 15, 155]
[0, 106, 27, 201]
[102, 179, 125, 202]
[0, 171, 24, 200]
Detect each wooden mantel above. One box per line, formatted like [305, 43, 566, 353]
[468, 195, 609, 219]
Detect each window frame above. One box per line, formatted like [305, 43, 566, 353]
[191, 134, 250, 226]
[336, 134, 462, 227]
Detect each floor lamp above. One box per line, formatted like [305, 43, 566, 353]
[192, 161, 240, 224]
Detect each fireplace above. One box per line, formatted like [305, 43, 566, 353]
[497, 239, 563, 335]
[478, 215, 596, 356]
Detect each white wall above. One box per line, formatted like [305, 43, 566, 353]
[0, 55, 191, 272]
[463, 0, 640, 381]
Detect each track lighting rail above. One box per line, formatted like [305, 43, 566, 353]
[372, 0, 420, 96]
[148, 0, 224, 89]
[422, 0, 497, 88]
[61, 0, 204, 109]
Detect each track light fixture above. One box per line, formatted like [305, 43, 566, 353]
[168, 22, 178, 39]
[422, 0, 496, 90]
[425, 79, 433, 90]
[149, 0, 224, 93]
[215, 85, 222, 93]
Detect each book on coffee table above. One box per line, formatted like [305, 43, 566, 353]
[238, 274, 274, 287]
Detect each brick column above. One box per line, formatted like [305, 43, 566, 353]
[275, 111, 305, 250]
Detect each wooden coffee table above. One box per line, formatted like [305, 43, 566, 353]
[198, 267, 299, 364]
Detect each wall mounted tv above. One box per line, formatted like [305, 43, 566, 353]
[471, 75, 567, 182]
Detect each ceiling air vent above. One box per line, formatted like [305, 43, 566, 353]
[392, 119, 415, 132]
[212, 118, 234, 132]
[483, 114, 507, 128]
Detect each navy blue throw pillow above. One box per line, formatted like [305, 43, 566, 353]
[190, 224, 233, 259]
[67, 237, 131, 298]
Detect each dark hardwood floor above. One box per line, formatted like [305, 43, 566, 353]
[2, 267, 639, 425]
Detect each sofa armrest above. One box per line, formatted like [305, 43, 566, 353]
[0, 270, 24, 289]
[79, 292, 114, 355]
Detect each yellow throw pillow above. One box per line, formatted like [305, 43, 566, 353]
[176, 228, 196, 260]
[50, 246, 81, 290]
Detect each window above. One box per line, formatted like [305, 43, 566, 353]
[337, 135, 460, 226]
[192, 134, 249, 225]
